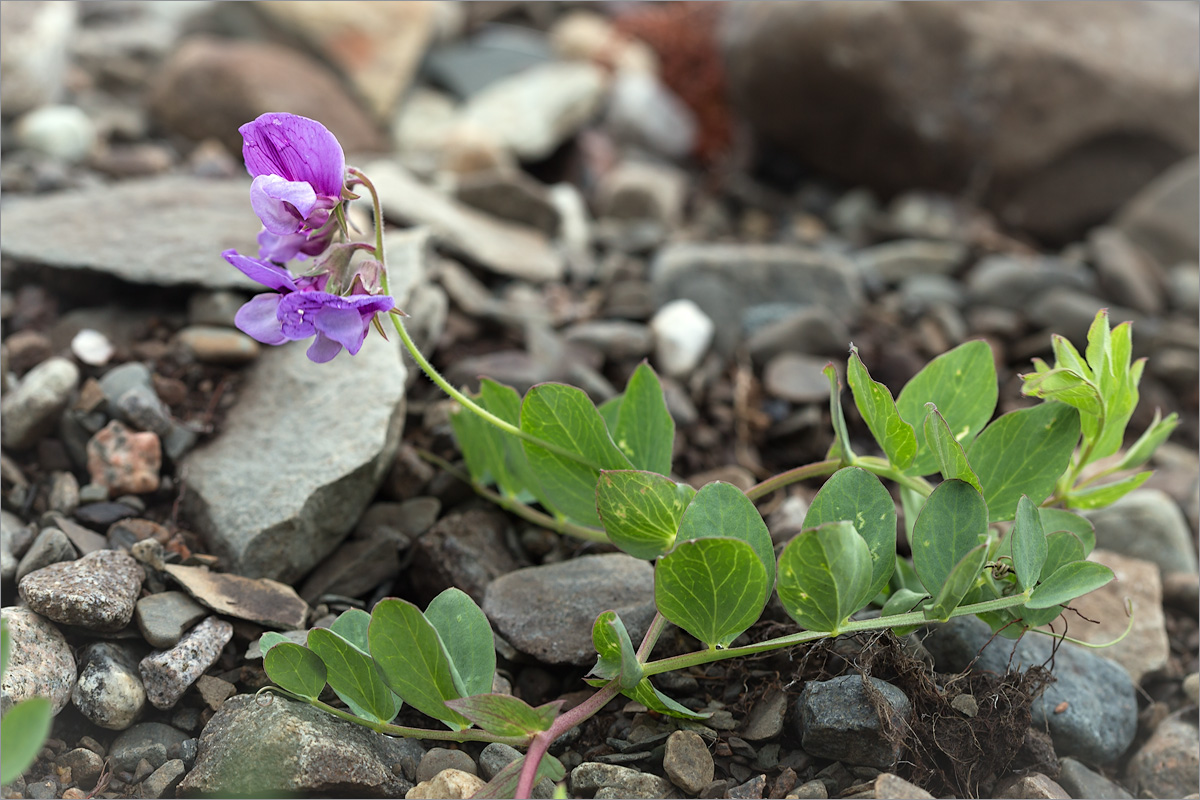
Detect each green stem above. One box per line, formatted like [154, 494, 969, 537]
[635, 612, 668, 660]
[851, 456, 935, 498]
[640, 589, 1033, 676]
[417, 449, 609, 544]
[347, 167, 385, 272]
[745, 460, 842, 500]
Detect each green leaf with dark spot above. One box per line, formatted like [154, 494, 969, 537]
[677, 481, 775, 604]
[589, 610, 644, 690]
[967, 403, 1081, 521]
[521, 383, 633, 527]
[655, 537, 769, 648]
[923, 403, 982, 493]
[614, 362, 675, 476]
[1065, 471, 1153, 510]
[1026, 562, 1115, 609]
[596, 470, 695, 560]
[1011, 496, 1047, 593]
[923, 542, 988, 622]
[777, 522, 873, 632]
[368, 598, 470, 730]
[803, 467, 896, 603]
[847, 346, 917, 469]
[424, 588, 496, 699]
[444, 694, 561, 738]
[308, 628, 402, 724]
[896, 340, 998, 476]
[911, 479, 989, 595]
[264, 641, 327, 701]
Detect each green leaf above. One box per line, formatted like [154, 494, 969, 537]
[1040, 530, 1087, 581]
[368, 598, 470, 730]
[1038, 508, 1095, 556]
[676, 481, 775, 604]
[1026, 562, 1115, 609]
[613, 362, 675, 476]
[444, 694, 560, 738]
[584, 676, 711, 720]
[263, 642, 327, 701]
[258, 631, 292, 657]
[847, 346, 917, 469]
[1, 696, 53, 785]
[596, 470, 695, 560]
[889, 556, 924, 595]
[1011, 496, 1047, 593]
[1086, 315, 1142, 461]
[589, 610, 644, 691]
[472, 753, 566, 799]
[777, 521, 873, 633]
[899, 485, 923, 545]
[598, 395, 623, 433]
[1117, 410, 1180, 471]
[967, 403, 1081, 521]
[824, 363, 855, 461]
[481, 379, 562, 510]
[896, 340, 998, 476]
[923, 403, 982, 493]
[1065, 471, 1153, 510]
[923, 542, 989, 622]
[881, 588, 927, 619]
[1050, 334, 1092, 383]
[307, 628, 402, 724]
[803, 467, 896, 603]
[911, 479, 989, 594]
[329, 608, 373, 653]
[1085, 309, 1112, 389]
[521, 383, 633, 527]
[655, 537, 769, 648]
[424, 588, 496, 699]
[1019, 368, 1102, 417]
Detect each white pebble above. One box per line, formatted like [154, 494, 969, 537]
[650, 298, 715, 378]
[13, 104, 97, 162]
[71, 328, 115, 366]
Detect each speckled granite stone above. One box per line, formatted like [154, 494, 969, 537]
[139, 616, 233, 709]
[0, 606, 76, 715]
[18, 548, 143, 631]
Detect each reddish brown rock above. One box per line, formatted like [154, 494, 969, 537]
[87, 420, 161, 495]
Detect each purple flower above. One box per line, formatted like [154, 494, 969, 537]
[240, 113, 346, 259]
[225, 250, 394, 363]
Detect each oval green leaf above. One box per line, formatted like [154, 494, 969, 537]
[368, 598, 470, 730]
[521, 382, 633, 527]
[896, 340, 998, 476]
[803, 467, 897, 603]
[596, 470, 695, 560]
[1038, 508, 1095, 556]
[614, 362, 675, 476]
[0, 697, 52, 785]
[263, 641, 327, 701]
[308, 628, 402, 724]
[1026, 562, 1115, 609]
[425, 588, 496, 699]
[777, 521, 873, 633]
[923, 542, 988, 622]
[329, 608, 373, 653]
[911, 479, 988, 595]
[923, 403, 982, 493]
[444, 693, 561, 738]
[848, 346, 917, 469]
[676, 481, 775, 603]
[590, 610, 644, 690]
[1065, 471, 1153, 510]
[1011, 495, 1047, 593]
[967, 402, 1081, 521]
[655, 537, 769, 648]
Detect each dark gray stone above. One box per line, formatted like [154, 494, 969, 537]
[72, 641, 146, 730]
[922, 615, 1138, 763]
[416, 747, 477, 782]
[14, 527, 76, 582]
[409, 509, 520, 606]
[108, 722, 191, 771]
[56, 748, 104, 789]
[177, 694, 415, 797]
[1058, 757, 1132, 799]
[797, 675, 911, 769]
[1, 510, 32, 584]
[1124, 715, 1199, 800]
[966, 255, 1097, 310]
[141, 758, 185, 799]
[484, 554, 655, 666]
[135, 591, 209, 649]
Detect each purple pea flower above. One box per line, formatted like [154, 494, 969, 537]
[240, 113, 346, 260]
[225, 249, 394, 363]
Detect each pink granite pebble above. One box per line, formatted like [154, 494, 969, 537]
[139, 616, 234, 709]
[86, 420, 161, 495]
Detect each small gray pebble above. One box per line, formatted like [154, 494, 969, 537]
[416, 747, 478, 783]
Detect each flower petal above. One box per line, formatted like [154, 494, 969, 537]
[257, 229, 309, 263]
[234, 294, 288, 345]
[276, 293, 321, 339]
[223, 250, 298, 292]
[239, 113, 346, 198]
[313, 305, 369, 354]
[250, 175, 316, 235]
[306, 333, 343, 363]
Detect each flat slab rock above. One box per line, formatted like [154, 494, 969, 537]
[0, 176, 262, 289]
[183, 335, 406, 582]
[164, 564, 308, 630]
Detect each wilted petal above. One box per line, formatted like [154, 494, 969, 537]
[234, 294, 288, 345]
[250, 174, 317, 235]
[306, 333, 343, 363]
[239, 113, 346, 199]
[223, 249, 298, 292]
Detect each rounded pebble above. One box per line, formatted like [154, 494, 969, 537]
[19, 548, 144, 631]
[416, 748, 478, 783]
[13, 104, 97, 162]
[0, 356, 80, 450]
[0, 606, 75, 715]
[72, 641, 146, 730]
[70, 329, 115, 366]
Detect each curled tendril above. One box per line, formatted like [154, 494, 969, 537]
[255, 687, 279, 707]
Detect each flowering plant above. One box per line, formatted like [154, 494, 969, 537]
[229, 114, 1172, 799]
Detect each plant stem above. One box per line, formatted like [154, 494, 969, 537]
[745, 459, 842, 500]
[851, 456, 935, 498]
[516, 680, 622, 799]
[417, 449, 609, 544]
[635, 612, 668, 660]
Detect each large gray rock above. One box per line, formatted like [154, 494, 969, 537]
[0, 606, 75, 716]
[177, 694, 417, 797]
[183, 335, 406, 582]
[651, 243, 864, 355]
[1115, 155, 1199, 268]
[0, 176, 261, 289]
[1083, 489, 1197, 576]
[720, 2, 1199, 243]
[483, 554, 655, 666]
